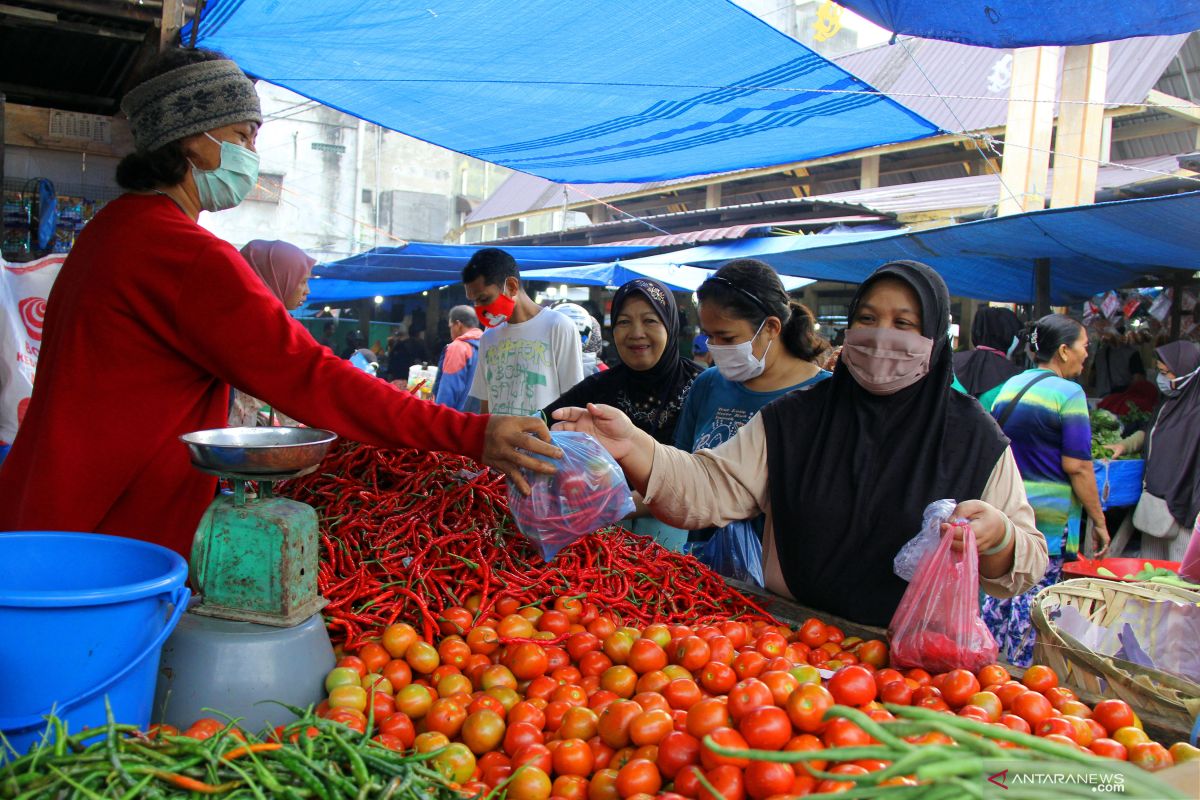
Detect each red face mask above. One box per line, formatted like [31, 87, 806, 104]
[475, 293, 516, 328]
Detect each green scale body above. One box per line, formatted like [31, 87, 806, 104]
[190, 482, 325, 627]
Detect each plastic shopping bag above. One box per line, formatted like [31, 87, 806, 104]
[888, 523, 998, 673]
[0, 254, 64, 445]
[697, 521, 765, 587]
[893, 499, 956, 581]
[507, 431, 635, 561]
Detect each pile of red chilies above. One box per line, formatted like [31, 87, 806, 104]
[280, 441, 776, 649]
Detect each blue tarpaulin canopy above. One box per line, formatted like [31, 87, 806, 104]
[307, 242, 657, 302]
[190, 0, 939, 183]
[587, 192, 1200, 304]
[522, 262, 814, 292]
[835, 1, 1200, 48]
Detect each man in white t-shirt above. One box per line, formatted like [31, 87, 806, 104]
[463, 248, 584, 416]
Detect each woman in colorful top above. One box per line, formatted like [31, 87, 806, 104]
[984, 314, 1110, 665]
[674, 259, 830, 583]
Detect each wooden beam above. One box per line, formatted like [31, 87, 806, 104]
[3, 102, 133, 156]
[160, 0, 184, 50]
[1109, 115, 1198, 141]
[1144, 89, 1200, 124]
[999, 47, 1059, 216]
[859, 154, 879, 189]
[1051, 43, 1109, 209]
[704, 183, 721, 210]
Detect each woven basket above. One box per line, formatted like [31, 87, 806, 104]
[1031, 577, 1200, 729]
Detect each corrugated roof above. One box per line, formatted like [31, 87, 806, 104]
[466, 33, 1191, 225]
[805, 155, 1188, 215]
[602, 217, 886, 247]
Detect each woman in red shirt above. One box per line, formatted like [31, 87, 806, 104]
[0, 47, 557, 559]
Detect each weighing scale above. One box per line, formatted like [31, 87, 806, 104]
[153, 427, 339, 733]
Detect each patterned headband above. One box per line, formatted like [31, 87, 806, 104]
[121, 59, 262, 153]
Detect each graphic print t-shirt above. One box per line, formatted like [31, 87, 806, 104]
[470, 308, 584, 416]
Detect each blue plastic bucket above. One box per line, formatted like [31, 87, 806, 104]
[0, 532, 189, 760]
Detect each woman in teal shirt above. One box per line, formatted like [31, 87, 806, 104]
[674, 259, 830, 582]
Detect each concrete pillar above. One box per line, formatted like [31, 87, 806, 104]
[998, 47, 1060, 216]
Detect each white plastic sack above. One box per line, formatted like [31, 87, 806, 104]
[0, 255, 64, 444]
[894, 498, 957, 582]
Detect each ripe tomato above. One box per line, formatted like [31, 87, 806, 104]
[329, 685, 368, 713]
[1021, 665, 1058, 694]
[977, 664, 1011, 688]
[699, 662, 738, 695]
[509, 643, 550, 681]
[664, 679, 704, 710]
[629, 709, 674, 747]
[1088, 738, 1128, 761]
[554, 775, 590, 800]
[783, 733, 827, 778]
[615, 759, 662, 798]
[755, 632, 788, 659]
[406, 641, 440, 675]
[1092, 699, 1136, 736]
[559, 706, 601, 741]
[1012, 691, 1053, 729]
[424, 698, 468, 738]
[822, 718, 872, 749]
[880, 680, 914, 706]
[759, 671, 799, 707]
[513, 743, 554, 775]
[382, 623, 419, 659]
[1037, 716, 1077, 741]
[728, 679, 774, 721]
[699, 765, 745, 800]
[627, 639, 669, 675]
[635, 671, 671, 696]
[657, 731, 701, 779]
[996, 713, 1031, 735]
[828, 665, 877, 707]
[744, 761, 794, 800]
[938, 669, 981, 709]
[589, 768, 622, 800]
[337, 655, 368, 677]
[786, 684, 834, 733]
[378, 712, 415, 747]
[601, 666, 639, 699]
[738, 706, 792, 751]
[631, 692, 671, 714]
[507, 765, 553, 800]
[855, 640, 888, 669]
[798, 619, 828, 649]
[567, 632, 602, 661]
[598, 700, 645, 749]
[510, 700, 548, 729]
[700, 727, 750, 770]
[554, 738, 596, 777]
[504, 721, 545, 756]
[957, 705, 992, 724]
[994, 681, 1029, 710]
[673, 636, 712, 672]
[686, 698, 733, 740]
[815, 763, 867, 794]
[1129, 742, 1174, 771]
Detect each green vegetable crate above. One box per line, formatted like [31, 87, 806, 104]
[1032, 577, 1200, 730]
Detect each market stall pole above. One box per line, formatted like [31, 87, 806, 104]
[152, 427, 338, 732]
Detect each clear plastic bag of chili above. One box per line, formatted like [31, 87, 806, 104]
[888, 522, 998, 673]
[506, 430, 635, 561]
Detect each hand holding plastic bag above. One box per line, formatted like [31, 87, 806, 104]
[507, 431, 635, 561]
[894, 499, 956, 581]
[889, 522, 998, 673]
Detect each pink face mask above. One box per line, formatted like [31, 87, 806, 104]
[841, 326, 934, 395]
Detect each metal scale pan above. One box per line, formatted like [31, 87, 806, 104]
[180, 427, 337, 482]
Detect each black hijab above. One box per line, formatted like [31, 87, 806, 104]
[543, 278, 702, 444]
[954, 307, 1024, 397]
[1145, 341, 1200, 526]
[760, 261, 1010, 626]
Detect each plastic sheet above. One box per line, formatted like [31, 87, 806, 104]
[894, 499, 956, 582]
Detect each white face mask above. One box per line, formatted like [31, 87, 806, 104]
[707, 320, 771, 383]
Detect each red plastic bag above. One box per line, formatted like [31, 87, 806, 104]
[888, 523, 998, 674]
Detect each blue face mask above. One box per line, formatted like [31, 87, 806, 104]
[191, 132, 259, 212]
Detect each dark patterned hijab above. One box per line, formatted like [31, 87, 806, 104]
[543, 278, 701, 444]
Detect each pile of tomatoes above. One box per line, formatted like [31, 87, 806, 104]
[308, 595, 1190, 799]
